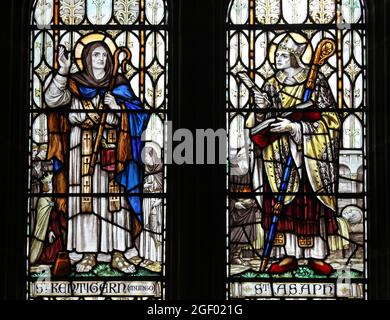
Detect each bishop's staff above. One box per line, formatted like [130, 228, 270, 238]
[235, 39, 336, 272]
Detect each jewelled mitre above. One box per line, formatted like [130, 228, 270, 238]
[277, 34, 307, 58]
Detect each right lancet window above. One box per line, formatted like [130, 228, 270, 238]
[226, 0, 367, 300]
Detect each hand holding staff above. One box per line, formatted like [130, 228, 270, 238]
[89, 47, 132, 176]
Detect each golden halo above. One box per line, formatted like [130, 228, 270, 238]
[268, 32, 313, 65]
[74, 33, 117, 71]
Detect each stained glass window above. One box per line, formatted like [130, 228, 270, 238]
[28, 0, 168, 300]
[226, 0, 367, 299]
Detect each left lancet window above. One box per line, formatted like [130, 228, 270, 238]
[28, 0, 169, 300]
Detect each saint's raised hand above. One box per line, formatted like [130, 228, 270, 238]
[58, 46, 71, 75]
